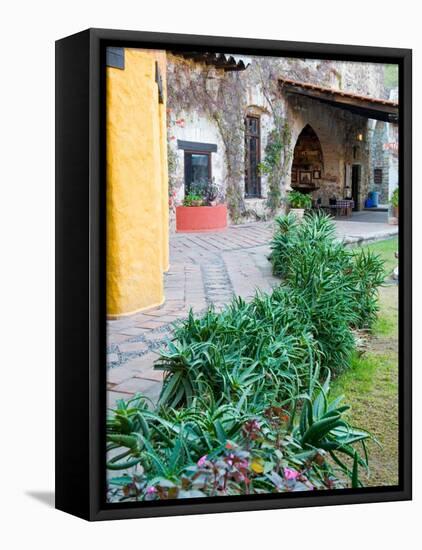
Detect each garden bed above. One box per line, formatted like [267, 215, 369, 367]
[106, 215, 395, 501]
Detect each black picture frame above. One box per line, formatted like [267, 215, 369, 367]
[56, 28, 412, 521]
[299, 170, 313, 184]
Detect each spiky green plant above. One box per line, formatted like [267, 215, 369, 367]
[270, 211, 386, 334]
[350, 247, 386, 328]
[106, 211, 386, 501]
[155, 289, 318, 409]
[107, 371, 372, 501]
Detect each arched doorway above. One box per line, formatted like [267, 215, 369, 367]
[291, 125, 323, 194]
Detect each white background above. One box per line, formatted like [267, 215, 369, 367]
[0, 1, 419, 548]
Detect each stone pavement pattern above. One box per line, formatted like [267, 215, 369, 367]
[107, 213, 398, 409]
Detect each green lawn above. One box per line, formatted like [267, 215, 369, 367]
[331, 237, 398, 487]
[362, 236, 398, 278]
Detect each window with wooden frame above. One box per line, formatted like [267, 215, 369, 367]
[245, 115, 261, 198]
[374, 167, 383, 185]
[184, 151, 212, 193]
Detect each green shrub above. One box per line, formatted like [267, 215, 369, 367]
[349, 248, 385, 328]
[155, 292, 318, 409]
[270, 213, 358, 372]
[106, 212, 385, 501]
[270, 212, 385, 334]
[156, 213, 384, 413]
[183, 192, 203, 206]
[107, 369, 371, 501]
[287, 190, 313, 209]
[390, 188, 399, 208]
[182, 179, 222, 206]
[270, 212, 335, 277]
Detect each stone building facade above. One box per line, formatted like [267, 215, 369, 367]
[167, 53, 398, 225]
[368, 90, 399, 205]
[104, 47, 398, 316]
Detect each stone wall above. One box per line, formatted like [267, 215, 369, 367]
[368, 120, 390, 204]
[284, 94, 370, 208]
[253, 56, 386, 99]
[167, 54, 387, 226]
[367, 89, 399, 206]
[387, 122, 399, 200]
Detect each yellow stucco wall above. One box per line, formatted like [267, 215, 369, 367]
[107, 49, 169, 317]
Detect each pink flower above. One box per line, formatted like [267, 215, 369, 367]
[197, 455, 208, 467]
[284, 467, 299, 480]
[146, 486, 157, 495]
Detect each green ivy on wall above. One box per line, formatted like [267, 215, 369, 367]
[259, 119, 292, 212]
[167, 59, 247, 222]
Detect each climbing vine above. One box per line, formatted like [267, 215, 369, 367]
[259, 120, 292, 212]
[166, 55, 293, 221]
[166, 141, 179, 214]
[254, 61, 293, 213]
[167, 58, 247, 222]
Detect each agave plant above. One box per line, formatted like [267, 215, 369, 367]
[269, 212, 386, 370]
[106, 395, 152, 470]
[292, 370, 371, 486]
[106, 211, 383, 501]
[107, 368, 371, 501]
[155, 288, 319, 409]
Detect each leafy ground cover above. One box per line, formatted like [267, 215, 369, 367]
[331, 237, 398, 486]
[106, 216, 391, 501]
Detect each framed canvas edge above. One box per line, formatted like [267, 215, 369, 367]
[55, 29, 92, 521]
[56, 28, 412, 522]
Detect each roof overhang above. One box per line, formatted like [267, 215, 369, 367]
[175, 52, 251, 71]
[279, 77, 398, 123]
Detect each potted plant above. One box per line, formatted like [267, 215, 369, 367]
[390, 187, 399, 220]
[287, 190, 312, 219]
[176, 179, 228, 232]
[183, 192, 204, 207]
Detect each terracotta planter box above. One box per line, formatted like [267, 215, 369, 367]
[176, 204, 228, 232]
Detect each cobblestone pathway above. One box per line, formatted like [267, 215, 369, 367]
[107, 216, 398, 409]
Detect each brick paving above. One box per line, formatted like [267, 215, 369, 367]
[107, 214, 398, 409]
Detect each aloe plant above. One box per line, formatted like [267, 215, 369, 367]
[270, 212, 386, 336]
[107, 373, 371, 500]
[293, 371, 370, 485]
[154, 290, 318, 409]
[350, 247, 386, 328]
[106, 212, 382, 501]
